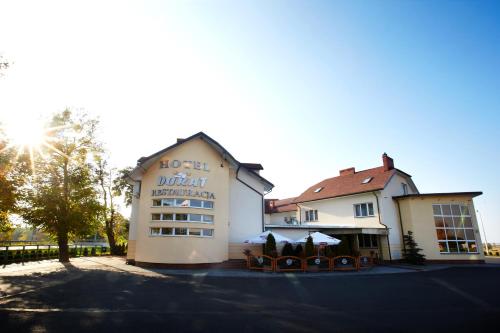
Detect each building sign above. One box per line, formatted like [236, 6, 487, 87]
[151, 188, 215, 199]
[157, 172, 208, 187]
[159, 159, 209, 172]
[152, 159, 215, 199]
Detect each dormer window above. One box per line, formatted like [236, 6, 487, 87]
[361, 177, 373, 184]
[314, 187, 324, 193]
[402, 183, 408, 195]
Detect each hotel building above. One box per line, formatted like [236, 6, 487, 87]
[126, 132, 272, 265]
[127, 133, 485, 265]
[265, 154, 484, 263]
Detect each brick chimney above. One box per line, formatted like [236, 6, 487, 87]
[264, 199, 277, 213]
[339, 167, 355, 176]
[382, 153, 394, 171]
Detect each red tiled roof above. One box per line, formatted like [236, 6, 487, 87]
[265, 197, 297, 214]
[293, 167, 396, 203]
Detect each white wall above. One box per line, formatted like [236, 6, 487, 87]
[379, 172, 417, 259]
[228, 168, 264, 243]
[128, 181, 141, 241]
[298, 193, 383, 229]
[267, 211, 298, 225]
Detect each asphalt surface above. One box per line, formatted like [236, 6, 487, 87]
[1, 258, 499, 332]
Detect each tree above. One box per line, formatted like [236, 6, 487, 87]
[0, 145, 16, 232]
[112, 167, 134, 207]
[402, 231, 426, 265]
[20, 110, 102, 262]
[264, 233, 277, 257]
[281, 242, 294, 256]
[294, 244, 303, 257]
[0, 127, 28, 233]
[305, 235, 314, 257]
[95, 157, 120, 254]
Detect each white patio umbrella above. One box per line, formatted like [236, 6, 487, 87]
[294, 232, 341, 246]
[295, 232, 341, 258]
[244, 230, 293, 244]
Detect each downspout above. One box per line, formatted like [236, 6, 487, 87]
[297, 203, 302, 225]
[396, 199, 406, 254]
[236, 166, 270, 232]
[373, 192, 392, 262]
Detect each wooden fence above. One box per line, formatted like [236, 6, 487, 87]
[246, 255, 377, 272]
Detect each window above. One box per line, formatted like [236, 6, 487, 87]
[305, 210, 318, 222]
[150, 213, 214, 224]
[361, 177, 373, 184]
[433, 204, 477, 254]
[162, 198, 175, 207]
[202, 215, 213, 223]
[202, 229, 213, 237]
[161, 213, 173, 221]
[152, 198, 214, 209]
[402, 183, 408, 195]
[358, 234, 378, 248]
[314, 187, 324, 193]
[149, 227, 213, 237]
[190, 199, 202, 208]
[203, 201, 214, 209]
[175, 214, 189, 221]
[354, 203, 374, 217]
[190, 214, 202, 222]
[189, 228, 201, 236]
[161, 227, 173, 235]
[175, 228, 188, 235]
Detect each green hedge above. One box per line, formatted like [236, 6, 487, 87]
[1, 245, 111, 265]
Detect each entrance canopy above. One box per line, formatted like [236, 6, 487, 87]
[294, 232, 341, 246]
[244, 231, 293, 244]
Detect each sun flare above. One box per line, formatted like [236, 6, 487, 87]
[5, 120, 47, 149]
[1, 119, 70, 173]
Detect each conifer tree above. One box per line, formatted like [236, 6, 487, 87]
[305, 235, 314, 257]
[265, 233, 277, 257]
[281, 242, 294, 256]
[402, 231, 426, 265]
[294, 244, 303, 257]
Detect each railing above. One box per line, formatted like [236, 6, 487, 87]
[275, 256, 303, 272]
[247, 255, 275, 271]
[304, 256, 331, 272]
[246, 255, 377, 272]
[1, 244, 111, 266]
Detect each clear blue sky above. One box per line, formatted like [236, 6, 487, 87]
[0, 0, 499, 241]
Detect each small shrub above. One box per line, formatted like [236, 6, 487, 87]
[281, 243, 294, 256]
[294, 244, 304, 257]
[91, 247, 96, 256]
[83, 247, 89, 256]
[402, 231, 426, 265]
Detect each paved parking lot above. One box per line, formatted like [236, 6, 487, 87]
[1, 257, 499, 332]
